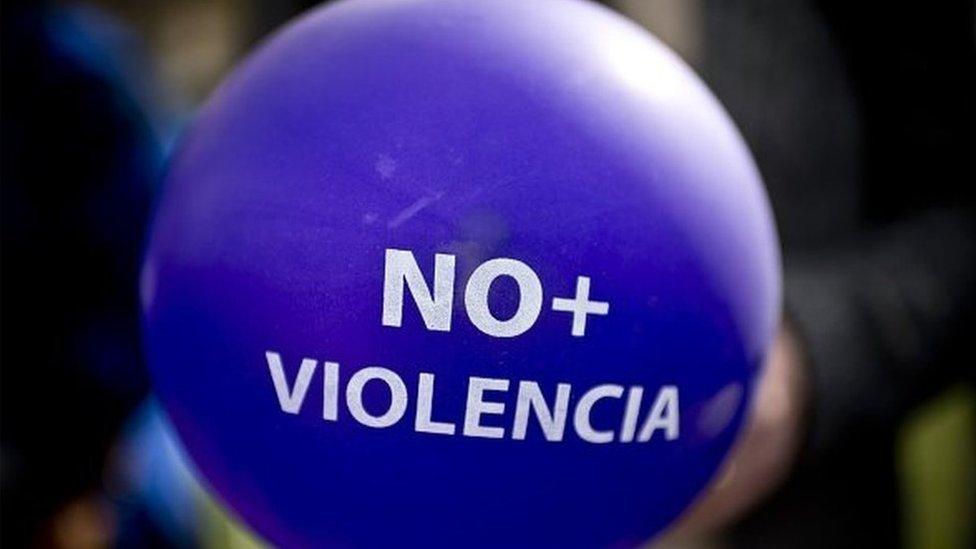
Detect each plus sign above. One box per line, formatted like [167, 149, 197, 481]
[551, 276, 609, 337]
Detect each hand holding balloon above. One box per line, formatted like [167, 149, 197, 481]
[662, 325, 809, 540]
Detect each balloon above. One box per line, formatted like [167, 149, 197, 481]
[142, 0, 781, 546]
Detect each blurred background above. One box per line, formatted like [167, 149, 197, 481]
[2, 0, 974, 548]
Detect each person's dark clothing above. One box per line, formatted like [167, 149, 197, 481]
[698, 0, 976, 546]
[1, 5, 159, 546]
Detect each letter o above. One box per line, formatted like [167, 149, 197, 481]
[464, 258, 543, 338]
[346, 367, 408, 428]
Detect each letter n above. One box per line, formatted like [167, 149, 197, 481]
[382, 248, 455, 331]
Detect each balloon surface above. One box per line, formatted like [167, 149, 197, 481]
[143, 0, 781, 546]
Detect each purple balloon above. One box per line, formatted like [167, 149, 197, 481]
[142, 0, 781, 546]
